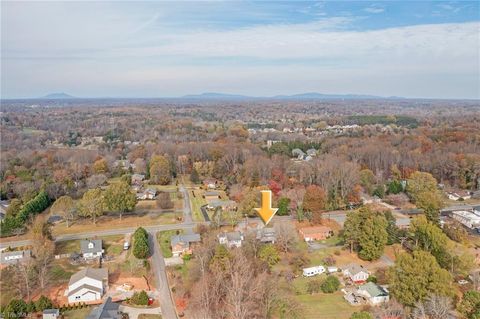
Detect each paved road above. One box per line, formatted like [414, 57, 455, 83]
[149, 231, 178, 319]
[0, 222, 199, 249]
[179, 186, 193, 224]
[119, 305, 161, 319]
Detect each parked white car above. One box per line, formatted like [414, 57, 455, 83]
[123, 241, 130, 250]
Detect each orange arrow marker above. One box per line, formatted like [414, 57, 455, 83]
[254, 190, 278, 225]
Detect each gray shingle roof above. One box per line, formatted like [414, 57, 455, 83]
[171, 234, 201, 247]
[69, 267, 108, 286]
[68, 283, 103, 297]
[86, 297, 120, 319]
[80, 240, 103, 254]
[226, 231, 242, 241]
[344, 263, 368, 276]
[43, 309, 59, 315]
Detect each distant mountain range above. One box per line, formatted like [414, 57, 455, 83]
[181, 92, 400, 100]
[38, 92, 402, 100]
[42, 92, 76, 99]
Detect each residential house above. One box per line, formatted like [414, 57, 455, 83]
[218, 231, 243, 248]
[137, 188, 157, 200]
[306, 148, 317, 157]
[80, 240, 104, 260]
[299, 226, 333, 242]
[357, 282, 390, 305]
[256, 227, 276, 244]
[68, 267, 108, 303]
[43, 309, 60, 319]
[0, 249, 31, 265]
[451, 211, 480, 229]
[131, 184, 142, 192]
[204, 191, 221, 202]
[447, 190, 472, 201]
[208, 200, 237, 211]
[472, 190, 480, 199]
[292, 148, 306, 160]
[86, 297, 120, 319]
[131, 174, 145, 185]
[171, 233, 201, 257]
[342, 264, 369, 283]
[113, 160, 131, 171]
[203, 178, 218, 189]
[0, 200, 8, 221]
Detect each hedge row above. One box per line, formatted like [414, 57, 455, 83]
[0, 190, 50, 237]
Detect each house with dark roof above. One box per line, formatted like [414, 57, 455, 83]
[86, 297, 120, 319]
[68, 267, 108, 303]
[203, 191, 221, 202]
[80, 239, 104, 260]
[170, 233, 201, 257]
[256, 227, 276, 243]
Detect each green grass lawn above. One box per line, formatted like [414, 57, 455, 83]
[189, 190, 207, 221]
[146, 184, 178, 192]
[117, 249, 148, 277]
[291, 274, 327, 295]
[55, 240, 80, 254]
[296, 292, 356, 319]
[50, 264, 75, 282]
[157, 230, 180, 258]
[63, 307, 92, 319]
[103, 234, 125, 256]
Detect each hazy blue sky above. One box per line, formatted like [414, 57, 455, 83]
[1, 1, 479, 99]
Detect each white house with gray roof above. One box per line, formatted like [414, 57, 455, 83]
[342, 263, 369, 283]
[68, 267, 108, 303]
[357, 282, 389, 305]
[81, 240, 104, 260]
[218, 231, 243, 248]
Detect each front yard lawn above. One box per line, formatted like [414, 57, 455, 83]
[189, 190, 207, 221]
[63, 308, 92, 319]
[295, 291, 357, 319]
[157, 230, 181, 258]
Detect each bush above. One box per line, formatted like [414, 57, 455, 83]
[130, 290, 149, 306]
[320, 275, 340, 293]
[133, 227, 150, 259]
[306, 279, 323, 294]
[366, 275, 377, 283]
[322, 256, 336, 266]
[3, 299, 27, 319]
[36, 295, 54, 311]
[0, 190, 50, 237]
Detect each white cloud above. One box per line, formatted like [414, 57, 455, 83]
[364, 6, 385, 14]
[1, 2, 479, 99]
